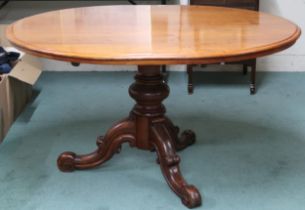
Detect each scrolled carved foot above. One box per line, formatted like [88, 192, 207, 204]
[164, 118, 196, 151]
[181, 185, 202, 208]
[152, 123, 202, 208]
[176, 129, 196, 151]
[57, 119, 135, 172]
[57, 152, 76, 172]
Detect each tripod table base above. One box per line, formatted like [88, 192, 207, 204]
[57, 66, 202, 208]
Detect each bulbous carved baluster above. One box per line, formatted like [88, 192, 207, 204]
[57, 119, 136, 172]
[164, 117, 196, 151]
[151, 122, 201, 208]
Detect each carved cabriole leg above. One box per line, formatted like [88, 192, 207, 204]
[57, 118, 136, 172]
[151, 122, 201, 208]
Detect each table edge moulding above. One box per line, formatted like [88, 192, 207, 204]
[6, 6, 301, 65]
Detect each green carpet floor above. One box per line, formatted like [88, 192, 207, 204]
[1, 71, 305, 210]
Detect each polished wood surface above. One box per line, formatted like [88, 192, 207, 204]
[6, 5, 301, 65]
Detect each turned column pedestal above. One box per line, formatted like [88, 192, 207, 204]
[57, 66, 202, 208]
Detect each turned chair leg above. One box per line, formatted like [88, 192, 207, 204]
[162, 65, 166, 73]
[250, 61, 257, 95]
[243, 64, 248, 75]
[187, 65, 194, 94]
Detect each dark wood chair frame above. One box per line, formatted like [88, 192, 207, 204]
[188, 0, 259, 95]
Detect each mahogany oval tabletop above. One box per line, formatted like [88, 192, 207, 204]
[6, 5, 301, 65]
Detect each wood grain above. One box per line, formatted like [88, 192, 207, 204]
[6, 5, 301, 65]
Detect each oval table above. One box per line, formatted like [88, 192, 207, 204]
[6, 5, 301, 208]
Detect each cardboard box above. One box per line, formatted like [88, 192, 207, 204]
[0, 25, 42, 143]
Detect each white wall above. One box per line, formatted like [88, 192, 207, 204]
[0, 0, 304, 71]
[258, 0, 305, 72]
